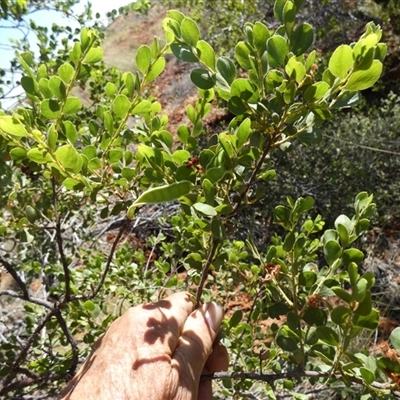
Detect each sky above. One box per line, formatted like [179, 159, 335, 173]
[0, 0, 134, 108]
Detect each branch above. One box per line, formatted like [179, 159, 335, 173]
[0, 256, 29, 298]
[201, 371, 400, 397]
[195, 238, 220, 306]
[52, 178, 71, 301]
[2, 311, 55, 390]
[0, 290, 55, 310]
[53, 310, 79, 377]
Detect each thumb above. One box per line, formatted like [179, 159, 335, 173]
[173, 302, 224, 381]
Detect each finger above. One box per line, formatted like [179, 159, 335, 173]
[173, 302, 224, 383]
[116, 292, 195, 359]
[198, 339, 229, 400]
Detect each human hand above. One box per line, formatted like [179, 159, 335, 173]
[61, 292, 228, 400]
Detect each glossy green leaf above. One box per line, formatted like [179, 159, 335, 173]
[235, 41, 253, 69]
[193, 202, 217, 216]
[253, 22, 270, 55]
[331, 306, 352, 326]
[38, 78, 52, 98]
[302, 307, 327, 326]
[0, 116, 29, 137]
[48, 76, 66, 100]
[343, 60, 383, 91]
[202, 179, 215, 206]
[231, 78, 257, 102]
[83, 47, 103, 64]
[190, 68, 216, 89]
[283, 0, 296, 34]
[285, 56, 306, 83]
[70, 42, 82, 65]
[181, 17, 200, 46]
[352, 277, 368, 302]
[64, 97, 82, 115]
[58, 62, 75, 84]
[203, 167, 226, 184]
[355, 292, 372, 316]
[216, 56, 236, 87]
[133, 181, 193, 206]
[304, 82, 330, 101]
[360, 367, 375, 385]
[21, 76, 37, 95]
[136, 45, 152, 74]
[83, 300, 95, 311]
[389, 327, 400, 352]
[131, 100, 151, 115]
[267, 35, 289, 68]
[27, 148, 51, 164]
[10, 147, 27, 160]
[229, 310, 243, 328]
[41, 99, 60, 119]
[171, 44, 199, 62]
[113, 94, 131, 119]
[291, 23, 314, 56]
[329, 45, 353, 79]
[63, 121, 77, 144]
[352, 308, 379, 330]
[196, 40, 215, 70]
[324, 240, 341, 267]
[109, 148, 123, 163]
[331, 287, 353, 304]
[273, 0, 286, 22]
[316, 326, 339, 346]
[342, 248, 364, 265]
[236, 118, 251, 148]
[55, 145, 83, 173]
[145, 57, 166, 84]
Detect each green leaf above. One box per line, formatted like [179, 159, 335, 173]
[283, 0, 296, 34]
[145, 58, 166, 84]
[58, 62, 75, 84]
[324, 240, 341, 267]
[332, 91, 361, 109]
[268, 302, 291, 318]
[235, 41, 253, 70]
[113, 94, 131, 119]
[229, 310, 243, 328]
[316, 326, 339, 346]
[304, 82, 330, 102]
[236, 118, 251, 148]
[331, 287, 353, 304]
[328, 44, 353, 79]
[343, 60, 383, 91]
[133, 181, 193, 206]
[171, 44, 199, 63]
[63, 121, 78, 144]
[193, 202, 217, 217]
[202, 179, 215, 206]
[38, 78, 52, 98]
[291, 23, 314, 56]
[21, 76, 37, 95]
[253, 22, 270, 55]
[55, 145, 83, 173]
[83, 47, 103, 64]
[108, 148, 123, 163]
[196, 40, 215, 70]
[203, 167, 226, 184]
[83, 300, 95, 311]
[136, 45, 152, 74]
[273, 0, 286, 22]
[267, 35, 289, 68]
[352, 308, 379, 330]
[285, 56, 306, 83]
[342, 248, 364, 265]
[48, 76, 66, 100]
[64, 97, 82, 115]
[231, 78, 257, 102]
[331, 306, 352, 326]
[27, 148, 51, 164]
[70, 42, 82, 65]
[389, 327, 400, 352]
[0, 116, 28, 137]
[352, 278, 368, 302]
[355, 292, 372, 316]
[131, 100, 151, 115]
[41, 99, 60, 119]
[302, 308, 327, 326]
[276, 326, 299, 352]
[181, 17, 200, 46]
[216, 56, 236, 86]
[191, 69, 216, 90]
[10, 147, 27, 160]
[360, 367, 375, 385]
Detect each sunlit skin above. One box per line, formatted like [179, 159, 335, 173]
[60, 292, 228, 400]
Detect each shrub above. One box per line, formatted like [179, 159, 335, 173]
[1, 1, 399, 398]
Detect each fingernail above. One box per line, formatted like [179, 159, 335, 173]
[204, 302, 224, 333]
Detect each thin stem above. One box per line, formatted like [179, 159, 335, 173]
[0, 256, 29, 298]
[52, 178, 71, 301]
[195, 238, 220, 307]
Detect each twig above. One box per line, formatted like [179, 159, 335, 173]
[201, 371, 400, 397]
[0, 256, 29, 298]
[0, 290, 54, 310]
[2, 311, 54, 390]
[195, 238, 220, 306]
[53, 310, 79, 376]
[52, 178, 71, 301]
